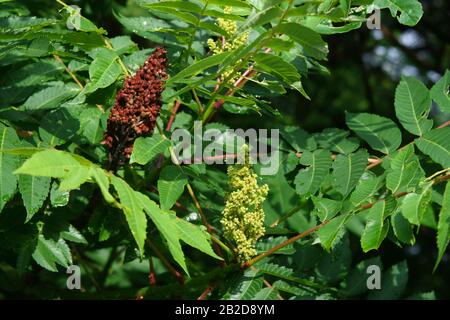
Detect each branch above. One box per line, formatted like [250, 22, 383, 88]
[366, 120, 450, 170]
[166, 100, 181, 131]
[243, 172, 450, 269]
[53, 54, 84, 89]
[149, 256, 156, 286]
[197, 283, 216, 300]
[147, 239, 185, 284]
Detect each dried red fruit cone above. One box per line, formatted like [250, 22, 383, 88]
[103, 47, 168, 170]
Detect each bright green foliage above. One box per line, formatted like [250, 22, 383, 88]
[415, 128, 450, 168]
[345, 112, 402, 154]
[18, 175, 51, 222]
[130, 134, 171, 165]
[157, 165, 188, 211]
[360, 199, 394, 252]
[294, 149, 332, 197]
[431, 70, 450, 113]
[0, 124, 19, 211]
[435, 182, 450, 271]
[395, 76, 433, 136]
[331, 149, 368, 198]
[386, 144, 424, 194]
[374, 0, 423, 26]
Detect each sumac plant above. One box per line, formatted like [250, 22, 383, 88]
[0, 0, 449, 300]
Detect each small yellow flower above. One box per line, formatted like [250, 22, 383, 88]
[221, 146, 269, 262]
[207, 6, 250, 83]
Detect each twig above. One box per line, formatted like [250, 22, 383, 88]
[147, 239, 185, 284]
[53, 54, 84, 89]
[166, 100, 181, 131]
[269, 204, 302, 228]
[192, 89, 204, 114]
[186, 183, 229, 262]
[211, 235, 233, 258]
[243, 172, 450, 269]
[437, 120, 450, 129]
[197, 283, 216, 300]
[242, 222, 327, 269]
[103, 38, 130, 77]
[186, 183, 209, 229]
[149, 256, 156, 286]
[366, 120, 450, 170]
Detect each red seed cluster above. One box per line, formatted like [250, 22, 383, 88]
[103, 47, 167, 164]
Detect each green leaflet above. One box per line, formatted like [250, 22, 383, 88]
[316, 128, 359, 154]
[130, 134, 171, 165]
[331, 149, 368, 198]
[256, 236, 295, 255]
[38, 107, 80, 147]
[167, 52, 230, 85]
[22, 84, 79, 111]
[79, 106, 104, 145]
[222, 268, 264, 300]
[374, 0, 423, 26]
[136, 192, 187, 274]
[14, 149, 91, 191]
[345, 112, 402, 154]
[280, 126, 316, 152]
[176, 218, 221, 260]
[90, 167, 115, 204]
[32, 234, 72, 272]
[276, 22, 328, 60]
[110, 176, 147, 257]
[204, 0, 251, 9]
[253, 53, 300, 86]
[0, 124, 19, 212]
[14, 149, 82, 178]
[18, 174, 51, 221]
[434, 182, 450, 271]
[415, 127, 450, 169]
[251, 287, 279, 300]
[360, 200, 394, 252]
[137, 193, 220, 274]
[401, 182, 433, 225]
[157, 165, 188, 211]
[85, 48, 122, 93]
[386, 144, 424, 194]
[142, 1, 203, 14]
[241, 6, 283, 30]
[50, 182, 70, 207]
[391, 210, 415, 246]
[348, 173, 384, 209]
[430, 70, 450, 114]
[394, 76, 433, 136]
[317, 214, 349, 251]
[312, 196, 342, 222]
[294, 149, 332, 197]
[60, 224, 87, 244]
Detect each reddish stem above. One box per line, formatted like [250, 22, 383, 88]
[166, 100, 181, 131]
[197, 284, 216, 300]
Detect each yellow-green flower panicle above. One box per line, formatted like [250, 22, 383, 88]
[220, 150, 269, 263]
[207, 6, 249, 83]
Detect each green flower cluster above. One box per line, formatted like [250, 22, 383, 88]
[221, 148, 269, 262]
[207, 6, 249, 83]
